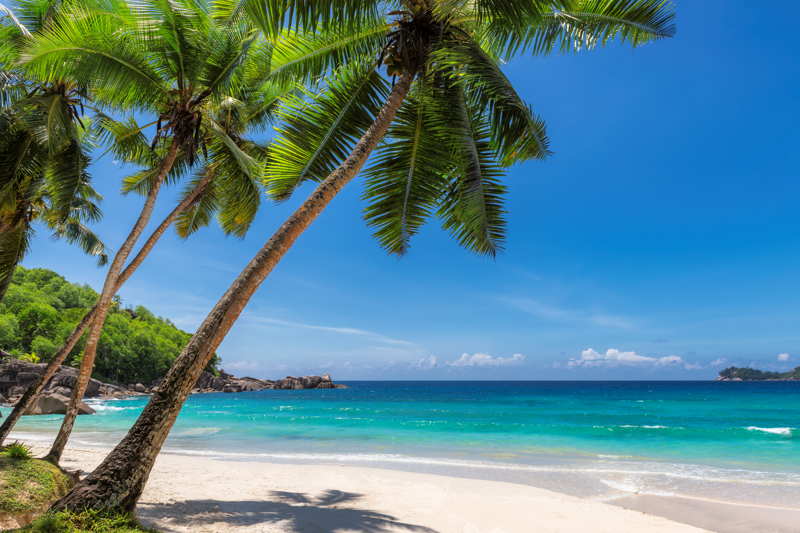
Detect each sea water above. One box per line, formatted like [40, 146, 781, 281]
[5, 381, 800, 506]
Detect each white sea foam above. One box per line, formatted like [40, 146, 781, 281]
[158, 449, 800, 488]
[746, 426, 793, 436]
[619, 425, 670, 429]
[177, 427, 221, 437]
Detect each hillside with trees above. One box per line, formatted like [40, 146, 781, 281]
[0, 266, 219, 385]
[718, 366, 800, 381]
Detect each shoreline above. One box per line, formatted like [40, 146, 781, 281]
[12, 431, 800, 532]
[23, 442, 709, 533]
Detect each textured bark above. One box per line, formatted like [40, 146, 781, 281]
[52, 72, 415, 513]
[0, 168, 212, 447]
[45, 141, 180, 463]
[0, 307, 94, 444]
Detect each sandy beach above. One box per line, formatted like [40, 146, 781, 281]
[19, 443, 709, 533]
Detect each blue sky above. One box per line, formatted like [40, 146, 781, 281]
[24, 1, 800, 379]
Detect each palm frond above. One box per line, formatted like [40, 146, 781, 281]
[44, 139, 92, 222]
[175, 171, 218, 238]
[362, 87, 453, 255]
[0, 1, 32, 36]
[50, 218, 108, 265]
[21, 6, 168, 111]
[484, 0, 676, 58]
[265, 60, 389, 200]
[432, 39, 550, 164]
[437, 87, 507, 256]
[0, 222, 31, 292]
[244, 0, 383, 37]
[211, 139, 262, 236]
[266, 19, 388, 86]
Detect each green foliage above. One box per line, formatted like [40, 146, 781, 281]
[0, 266, 220, 384]
[719, 366, 800, 381]
[21, 510, 155, 533]
[262, 0, 675, 257]
[0, 313, 20, 347]
[3, 441, 33, 460]
[18, 351, 40, 363]
[0, 455, 71, 515]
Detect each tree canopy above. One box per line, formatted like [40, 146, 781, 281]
[0, 265, 219, 384]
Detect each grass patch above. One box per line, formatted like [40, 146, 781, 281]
[0, 455, 71, 515]
[4, 442, 34, 460]
[19, 510, 157, 532]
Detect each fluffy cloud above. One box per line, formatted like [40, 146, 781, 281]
[778, 353, 791, 362]
[413, 355, 439, 369]
[448, 353, 526, 367]
[709, 358, 728, 367]
[568, 348, 685, 368]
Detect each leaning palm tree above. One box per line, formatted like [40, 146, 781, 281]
[0, 0, 288, 448]
[0, 107, 107, 303]
[52, 0, 675, 512]
[0, 0, 108, 303]
[9, 0, 280, 461]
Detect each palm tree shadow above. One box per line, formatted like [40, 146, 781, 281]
[138, 489, 439, 532]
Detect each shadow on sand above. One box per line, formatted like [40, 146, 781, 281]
[138, 489, 439, 532]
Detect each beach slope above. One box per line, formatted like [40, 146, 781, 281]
[47, 446, 705, 533]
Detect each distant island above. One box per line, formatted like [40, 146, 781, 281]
[717, 366, 800, 381]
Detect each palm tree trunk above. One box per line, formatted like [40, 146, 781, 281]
[44, 142, 180, 463]
[0, 169, 213, 447]
[51, 71, 414, 513]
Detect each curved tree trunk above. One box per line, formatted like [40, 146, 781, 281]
[0, 168, 213, 447]
[52, 72, 414, 513]
[44, 142, 181, 463]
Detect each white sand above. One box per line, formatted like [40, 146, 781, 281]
[34, 445, 708, 533]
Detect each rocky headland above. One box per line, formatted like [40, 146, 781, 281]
[0, 358, 346, 415]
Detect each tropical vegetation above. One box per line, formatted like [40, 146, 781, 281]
[0, 443, 71, 526]
[0, 0, 677, 519]
[719, 366, 800, 381]
[0, 266, 220, 384]
[0, 0, 281, 459]
[48, 0, 675, 513]
[0, 0, 108, 303]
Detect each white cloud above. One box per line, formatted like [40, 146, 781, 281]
[448, 352, 526, 367]
[568, 348, 685, 368]
[413, 355, 439, 370]
[778, 353, 791, 362]
[709, 358, 728, 367]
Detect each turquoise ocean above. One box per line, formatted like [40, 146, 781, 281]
[5, 381, 800, 506]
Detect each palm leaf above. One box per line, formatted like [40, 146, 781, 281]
[362, 86, 454, 255]
[244, 0, 383, 37]
[484, 0, 676, 58]
[437, 87, 507, 256]
[265, 60, 389, 200]
[175, 171, 218, 238]
[432, 39, 550, 164]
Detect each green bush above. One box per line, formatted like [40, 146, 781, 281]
[3, 441, 33, 460]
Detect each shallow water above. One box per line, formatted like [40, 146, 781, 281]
[6, 381, 800, 506]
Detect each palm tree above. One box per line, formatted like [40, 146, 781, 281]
[0, 0, 108, 303]
[0, 107, 107, 303]
[51, 0, 675, 512]
[3, 0, 281, 460]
